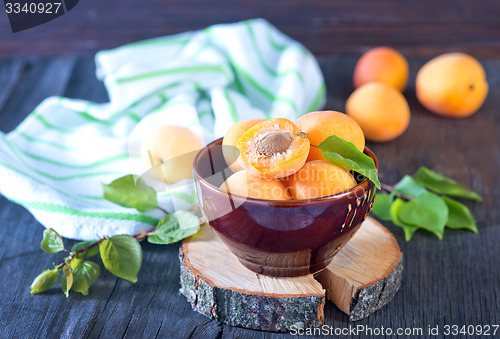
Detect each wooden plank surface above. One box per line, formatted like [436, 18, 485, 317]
[0, 55, 498, 338]
[1, 0, 500, 57]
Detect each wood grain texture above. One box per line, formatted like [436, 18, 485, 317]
[179, 224, 325, 332]
[316, 218, 402, 321]
[0, 56, 498, 338]
[180, 218, 402, 328]
[1, 0, 500, 57]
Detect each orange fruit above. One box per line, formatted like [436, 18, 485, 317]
[237, 118, 309, 179]
[416, 53, 488, 118]
[294, 111, 365, 161]
[140, 125, 204, 183]
[346, 82, 410, 142]
[288, 160, 357, 200]
[353, 47, 409, 91]
[220, 170, 291, 200]
[222, 119, 265, 172]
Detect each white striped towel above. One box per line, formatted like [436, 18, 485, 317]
[0, 18, 326, 240]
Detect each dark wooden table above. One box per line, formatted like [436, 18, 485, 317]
[0, 54, 499, 338]
[1, 0, 500, 57]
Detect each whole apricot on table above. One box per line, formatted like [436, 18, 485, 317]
[346, 82, 410, 142]
[353, 47, 409, 91]
[222, 119, 265, 172]
[220, 170, 291, 200]
[288, 160, 357, 200]
[237, 118, 310, 179]
[294, 111, 365, 161]
[416, 53, 488, 118]
[140, 125, 204, 183]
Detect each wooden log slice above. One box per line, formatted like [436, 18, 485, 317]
[179, 217, 402, 331]
[315, 217, 403, 321]
[179, 224, 325, 332]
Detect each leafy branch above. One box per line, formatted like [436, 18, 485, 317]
[31, 175, 202, 297]
[315, 136, 481, 242]
[371, 167, 481, 241]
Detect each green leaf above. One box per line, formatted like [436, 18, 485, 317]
[442, 197, 478, 233]
[318, 135, 380, 189]
[393, 175, 427, 198]
[371, 193, 393, 221]
[148, 211, 200, 245]
[70, 257, 83, 270]
[390, 198, 418, 241]
[71, 241, 100, 259]
[61, 266, 73, 298]
[102, 175, 158, 212]
[100, 235, 142, 283]
[398, 192, 448, 240]
[413, 167, 482, 201]
[40, 228, 65, 254]
[71, 261, 101, 296]
[30, 268, 60, 295]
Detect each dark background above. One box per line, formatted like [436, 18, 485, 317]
[1, 0, 500, 57]
[0, 1, 499, 338]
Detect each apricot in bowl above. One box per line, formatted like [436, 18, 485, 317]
[222, 119, 265, 172]
[193, 138, 377, 277]
[236, 118, 310, 179]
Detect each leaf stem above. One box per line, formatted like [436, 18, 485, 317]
[56, 238, 104, 270]
[54, 211, 205, 270]
[380, 182, 394, 192]
[379, 182, 414, 201]
[157, 206, 169, 215]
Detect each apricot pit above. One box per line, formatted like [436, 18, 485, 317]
[255, 131, 293, 157]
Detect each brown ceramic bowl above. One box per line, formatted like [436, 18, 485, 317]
[193, 138, 377, 277]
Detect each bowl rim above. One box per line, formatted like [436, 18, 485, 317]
[193, 137, 378, 205]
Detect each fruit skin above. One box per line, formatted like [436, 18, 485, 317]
[140, 125, 204, 183]
[220, 170, 291, 200]
[353, 47, 409, 91]
[237, 118, 310, 179]
[346, 82, 410, 142]
[288, 160, 357, 200]
[294, 111, 365, 161]
[416, 53, 488, 118]
[222, 119, 265, 172]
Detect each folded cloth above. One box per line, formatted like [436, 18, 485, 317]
[0, 18, 326, 240]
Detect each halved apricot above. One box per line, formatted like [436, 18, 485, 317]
[236, 118, 310, 179]
[222, 119, 265, 172]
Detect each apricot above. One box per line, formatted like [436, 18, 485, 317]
[222, 119, 265, 172]
[346, 82, 410, 142]
[220, 170, 291, 200]
[353, 47, 409, 91]
[237, 118, 309, 179]
[294, 111, 365, 162]
[140, 125, 204, 183]
[416, 53, 488, 118]
[288, 160, 357, 200]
